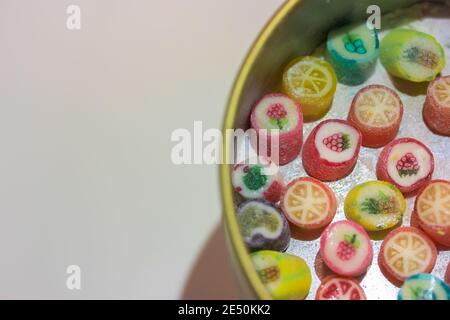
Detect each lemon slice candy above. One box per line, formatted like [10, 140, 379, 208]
[282, 56, 337, 122]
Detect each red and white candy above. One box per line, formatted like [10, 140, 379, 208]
[348, 84, 403, 148]
[232, 157, 284, 203]
[302, 119, 362, 181]
[414, 180, 450, 247]
[423, 75, 450, 136]
[250, 93, 303, 165]
[320, 220, 373, 277]
[315, 276, 366, 300]
[376, 137, 434, 196]
[379, 227, 437, 282]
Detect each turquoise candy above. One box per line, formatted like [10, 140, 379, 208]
[327, 23, 379, 85]
[398, 273, 450, 300]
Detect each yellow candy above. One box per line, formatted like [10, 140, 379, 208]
[380, 29, 445, 83]
[251, 250, 312, 300]
[344, 181, 406, 231]
[282, 56, 337, 122]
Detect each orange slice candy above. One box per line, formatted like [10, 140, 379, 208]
[415, 180, 450, 247]
[355, 87, 400, 126]
[281, 177, 337, 230]
[424, 75, 450, 136]
[348, 84, 403, 148]
[432, 76, 450, 105]
[380, 227, 437, 282]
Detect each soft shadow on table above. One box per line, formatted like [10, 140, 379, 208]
[180, 222, 240, 299]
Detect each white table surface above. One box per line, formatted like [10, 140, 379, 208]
[0, 0, 283, 299]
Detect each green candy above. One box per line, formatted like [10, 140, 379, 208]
[380, 29, 445, 82]
[243, 165, 267, 191]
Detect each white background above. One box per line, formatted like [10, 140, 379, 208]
[0, 0, 283, 298]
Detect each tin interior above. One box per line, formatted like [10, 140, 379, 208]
[222, 0, 449, 299]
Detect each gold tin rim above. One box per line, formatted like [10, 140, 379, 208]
[220, 0, 301, 300]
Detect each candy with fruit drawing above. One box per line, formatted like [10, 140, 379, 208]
[251, 251, 312, 300]
[281, 177, 337, 230]
[327, 23, 380, 85]
[347, 84, 403, 148]
[379, 227, 437, 282]
[414, 180, 450, 247]
[345, 181, 406, 231]
[302, 119, 362, 181]
[377, 137, 434, 196]
[282, 56, 337, 122]
[423, 76, 450, 136]
[232, 157, 284, 203]
[251, 94, 303, 165]
[320, 220, 373, 277]
[237, 200, 291, 252]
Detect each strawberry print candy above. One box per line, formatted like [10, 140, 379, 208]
[315, 276, 366, 300]
[414, 180, 450, 247]
[320, 220, 373, 277]
[376, 137, 434, 196]
[322, 132, 350, 153]
[380, 227, 437, 283]
[251, 250, 312, 300]
[348, 84, 403, 148]
[423, 75, 450, 136]
[232, 157, 284, 203]
[237, 200, 290, 252]
[396, 153, 420, 177]
[398, 273, 450, 300]
[345, 181, 406, 231]
[250, 93, 303, 165]
[302, 119, 362, 181]
[266, 103, 288, 119]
